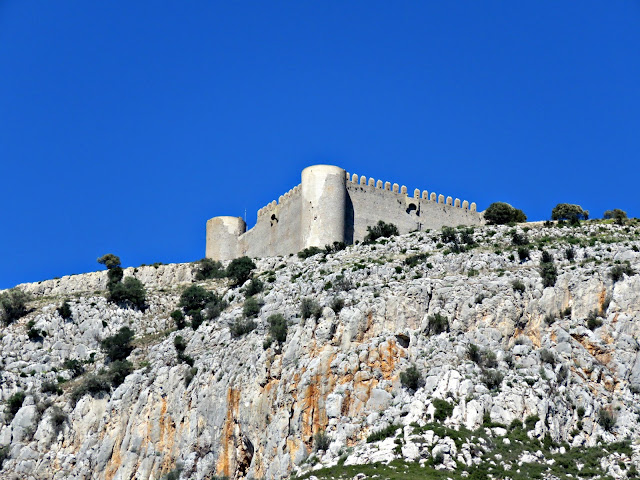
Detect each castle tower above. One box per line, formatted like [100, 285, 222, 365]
[205, 216, 246, 262]
[300, 165, 347, 249]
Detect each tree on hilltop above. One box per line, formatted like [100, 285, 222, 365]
[483, 202, 527, 225]
[97, 254, 122, 270]
[551, 204, 588, 223]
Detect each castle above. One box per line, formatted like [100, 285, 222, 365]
[206, 165, 485, 261]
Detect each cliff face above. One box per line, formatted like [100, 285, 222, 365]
[1, 222, 640, 480]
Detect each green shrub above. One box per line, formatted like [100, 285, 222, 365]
[432, 398, 454, 422]
[0, 288, 30, 325]
[267, 314, 288, 344]
[6, 391, 26, 418]
[481, 369, 504, 390]
[190, 311, 204, 331]
[551, 203, 589, 222]
[330, 297, 344, 314]
[27, 320, 45, 341]
[400, 364, 421, 390]
[426, 313, 449, 335]
[511, 280, 526, 293]
[598, 409, 616, 431]
[324, 241, 347, 254]
[97, 253, 121, 269]
[243, 296, 263, 318]
[484, 202, 527, 225]
[467, 344, 482, 364]
[540, 251, 557, 288]
[610, 263, 635, 283]
[41, 380, 62, 395]
[171, 310, 186, 329]
[404, 252, 429, 267]
[298, 246, 323, 259]
[586, 310, 603, 330]
[107, 266, 124, 286]
[0, 445, 9, 468]
[194, 258, 226, 280]
[107, 360, 133, 387]
[63, 359, 85, 378]
[539, 349, 556, 365]
[565, 247, 575, 261]
[524, 414, 539, 430]
[230, 318, 257, 337]
[301, 298, 322, 320]
[204, 294, 228, 320]
[101, 326, 135, 361]
[179, 285, 213, 315]
[517, 247, 530, 262]
[314, 430, 331, 451]
[162, 466, 183, 480]
[244, 278, 264, 296]
[109, 277, 146, 309]
[49, 406, 67, 434]
[511, 231, 529, 246]
[57, 300, 73, 321]
[71, 374, 112, 404]
[226, 256, 256, 286]
[441, 226, 457, 243]
[366, 424, 400, 443]
[483, 350, 498, 368]
[604, 208, 627, 224]
[364, 221, 399, 243]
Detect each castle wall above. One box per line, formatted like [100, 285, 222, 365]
[205, 165, 485, 262]
[345, 175, 483, 241]
[239, 185, 303, 258]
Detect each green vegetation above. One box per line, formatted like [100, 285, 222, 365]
[400, 364, 421, 390]
[171, 310, 186, 329]
[101, 326, 135, 362]
[329, 297, 344, 314]
[109, 277, 146, 310]
[426, 313, 449, 335]
[598, 408, 616, 432]
[511, 279, 526, 293]
[194, 258, 226, 280]
[314, 430, 331, 452]
[243, 296, 263, 318]
[5, 391, 26, 418]
[174, 335, 194, 366]
[432, 398, 454, 422]
[603, 208, 627, 224]
[63, 359, 85, 378]
[263, 313, 288, 348]
[49, 405, 67, 434]
[0, 288, 30, 325]
[298, 246, 323, 259]
[301, 298, 322, 320]
[97, 253, 121, 269]
[610, 263, 635, 283]
[364, 221, 399, 244]
[551, 203, 589, 223]
[539, 250, 557, 288]
[230, 318, 257, 337]
[57, 300, 73, 321]
[484, 202, 527, 225]
[244, 278, 264, 296]
[226, 256, 256, 286]
[366, 424, 401, 443]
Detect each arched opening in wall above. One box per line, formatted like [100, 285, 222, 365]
[270, 214, 278, 227]
[406, 203, 419, 216]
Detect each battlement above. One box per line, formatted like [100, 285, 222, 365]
[206, 165, 485, 261]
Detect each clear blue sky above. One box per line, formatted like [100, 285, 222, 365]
[1, 1, 639, 289]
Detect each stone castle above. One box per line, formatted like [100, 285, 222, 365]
[206, 165, 485, 261]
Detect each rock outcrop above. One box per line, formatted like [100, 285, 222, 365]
[1, 221, 639, 479]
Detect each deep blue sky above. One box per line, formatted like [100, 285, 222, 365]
[1, 2, 639, 289]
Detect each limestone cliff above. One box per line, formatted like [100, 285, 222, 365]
[1, 221, 640, 480]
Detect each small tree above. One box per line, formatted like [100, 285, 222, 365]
[101, 326, 135, 362]
[400, 363, 421, 390]
[364, 221, 399, 243]
[226, 256, 256, 287]
[551, 203, 589, 223]
[57, 300, 73, 321]
[539, 250, 557, 288]
[313, 430, 331, 452]
[0, 288, 30, 325]
[484, 202, 527, 225]
[5, 391, 26, 418]
[109, 277, 146, 309]
[267, 314, 288, 344]
[301, 298, 322, 320]
[194, 258, 226, 280]
[426, 313, 449, 335]
[603, 209, 627, 224]
[243, 296, 263, 318]
[97, 253, 121, 269]
[179, 285, 213, 315]
[171, 310, 186, 329]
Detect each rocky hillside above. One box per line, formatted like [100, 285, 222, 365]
[1, 221, 640, 480]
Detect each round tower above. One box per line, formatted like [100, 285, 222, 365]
[205, 216, 246, 261]
[300, 165, 347, 249]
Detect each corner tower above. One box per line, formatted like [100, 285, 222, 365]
[205, 216, 246, 262]
[300, 165, 347, 249]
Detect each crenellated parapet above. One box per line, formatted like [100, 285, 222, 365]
[206, 164, 484, 261]
[345, 171, 478, 212]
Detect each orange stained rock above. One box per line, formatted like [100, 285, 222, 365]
[216, 388, 241, 478]
[104, 435, 123, 480]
